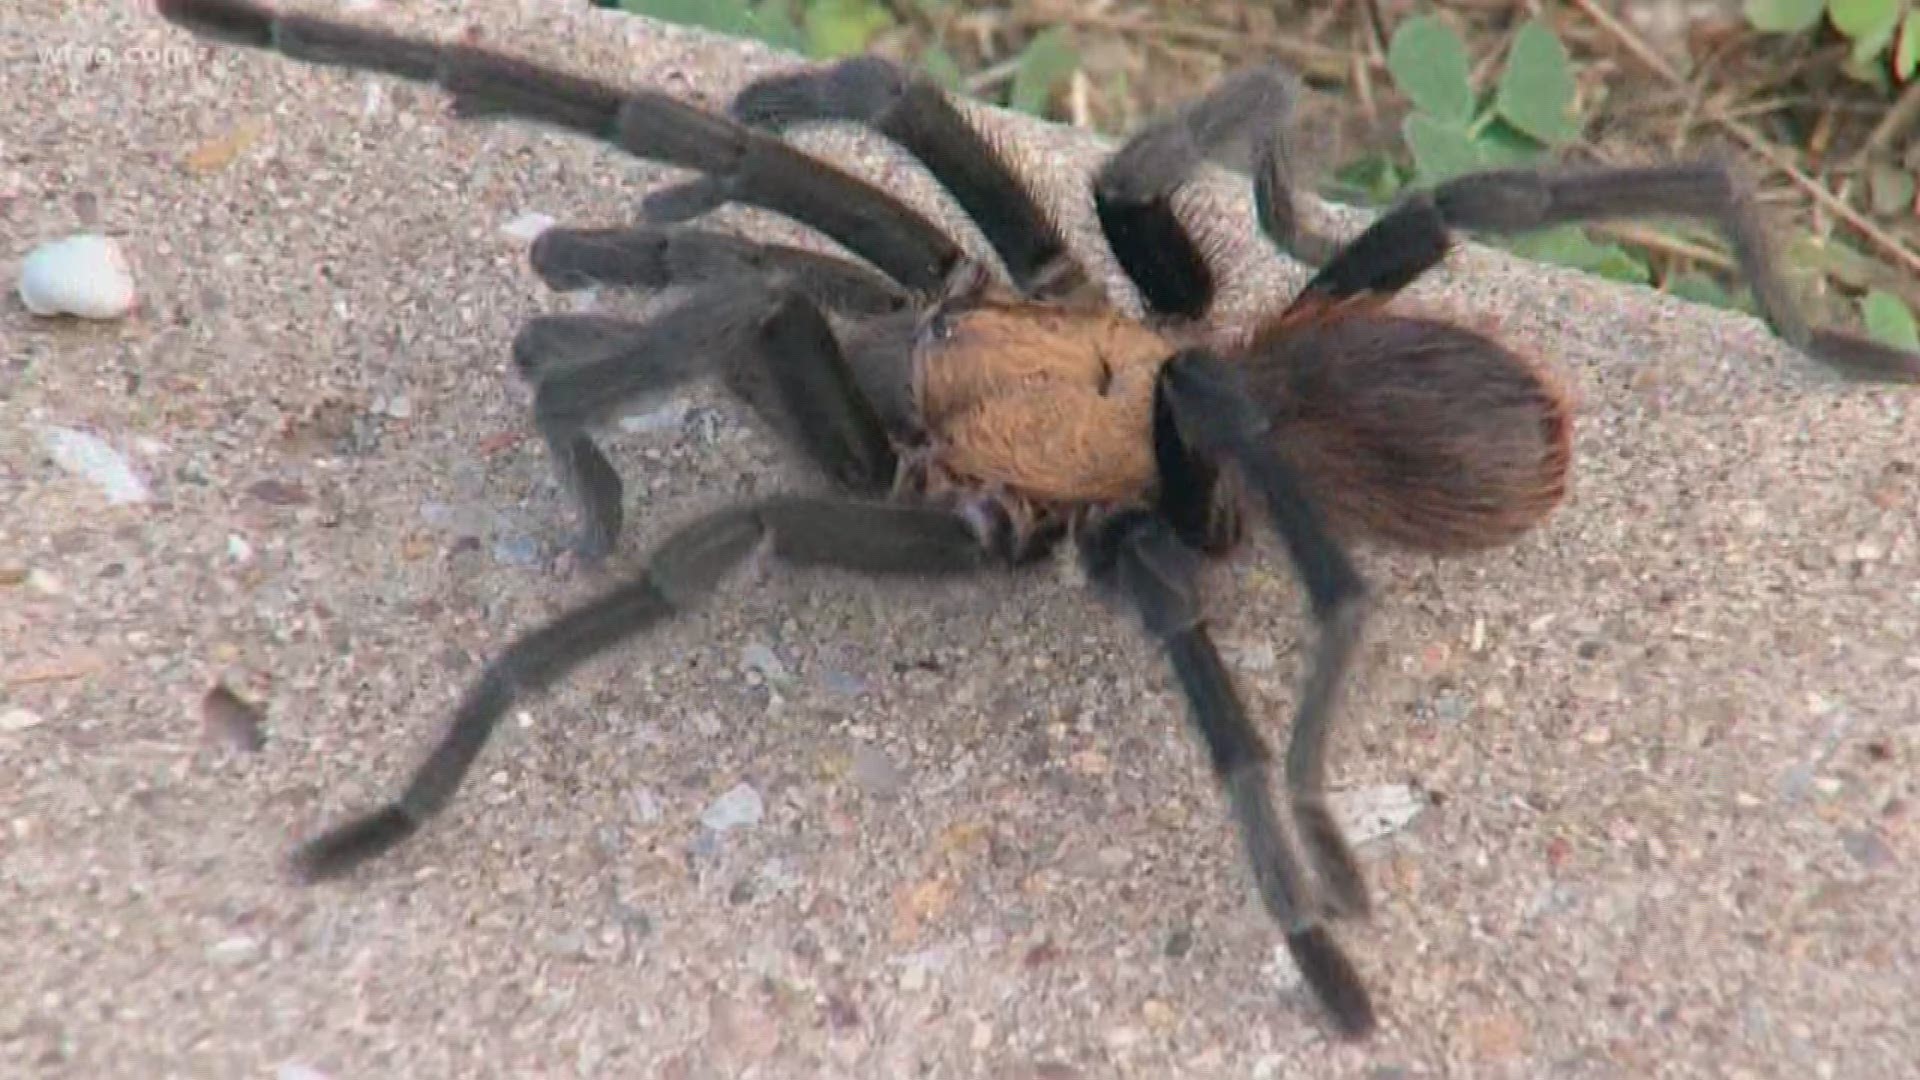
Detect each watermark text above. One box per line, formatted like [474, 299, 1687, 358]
[36, 40, 199, 70]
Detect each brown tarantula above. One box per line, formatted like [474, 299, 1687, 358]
[156, 0, 1919, 1040]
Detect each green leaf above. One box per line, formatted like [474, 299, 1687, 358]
[1861, 290, 1920, 349]
[753, 1, 807, 50]
[1590, 245, 1653, 285]
[1786, 234, 1881, 290]
[1846, 7, 1904, 67]
[616, 0, 751, 34]
[1506, 225, 1650, 284]
[1403, 113, 1483, 183]
[1009, 28, 1079, 116]
[1473, 115, 1553, 166]
[1742, 0, 1826, 32]
[1665, 271, 1739, 310]
[803, 0, 894, 59]
[1495, 20, 1583, 146]
[616, 0, 802, 51]
[1900, 10, 1920, 79]
[1387, 15, 1475, 123]
[1829, 0, 1900, 38]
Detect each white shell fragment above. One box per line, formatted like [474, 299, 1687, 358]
[700, 782, 765, 833]
[1328, 783, 1428, 846]
[18, 233, 137, 320]
[500, 211, 555, 242]
[35, 424, 152, 505]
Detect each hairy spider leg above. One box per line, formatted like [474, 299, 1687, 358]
[512, 282, 900, 559]
[1082, 512, 1374, 1040]
[154, 0, 964, 293]
[1092, 64, 1339, 323]
[1285, 162, 1920, 383]
[294, 498, 1001, 881]
[527, 224, 908, 318]
[726, 56, 1089, 300]
[1137, 349, 1376, 1032]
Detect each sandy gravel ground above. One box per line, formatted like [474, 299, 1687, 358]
[4, 3, 1916, 1077]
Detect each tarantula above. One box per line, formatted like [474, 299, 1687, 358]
[157, 0, 1918, 1040]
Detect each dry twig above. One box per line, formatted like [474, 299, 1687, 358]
[1567, 0, 1920, 281]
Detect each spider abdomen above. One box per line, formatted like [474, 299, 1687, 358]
[1244, 312, 1574, 552]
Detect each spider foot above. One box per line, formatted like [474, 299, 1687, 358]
[1226, 765, 1377, 1037]
[292, 805, 418, 883]
[1285, 927, 1378, 1040]
[731, 55, 906, 128]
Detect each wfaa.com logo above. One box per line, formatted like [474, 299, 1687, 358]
[38, 3, 201, 71]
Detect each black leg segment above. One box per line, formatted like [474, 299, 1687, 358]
[155, 0, 964, 293]
[1290, 161, 1920, 382]
[293, 496, 998, 881]
[528, 224, 908, 317]
[1095, 63, 1333, 322]
[1079, 509, 1375, 1040]
[515, 283, 899, 560]
[1156, 351, 1373, 919]
[731, 57, 1086, 300]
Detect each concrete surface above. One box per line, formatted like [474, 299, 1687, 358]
[4, 2, 1916, 1077]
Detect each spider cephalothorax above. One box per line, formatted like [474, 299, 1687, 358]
[156, 0, 1920, 1042]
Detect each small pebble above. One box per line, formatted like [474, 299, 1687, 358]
[18, 233, 136, 319]
[0, 708, 47, 733]
[202, 684, 266, 752]
[492, 533, 542, 567]
[37, 425, 150, 505]
[248, 479, 311, 506]
[277, 1064, 331, 1080]
[899, 963, 927, 992]
[632, 786, 662, 824]
[619, 398, 690, 434]
[500, 211, 556, 242]
[1229, 638, 1277, 673]
[1835, 822, 1896, 864]
[1330, 783, 1426, 845]
[701, 782, 764, 832]
[1432, 690, 1470, 723]
[207, 935, 260, 965]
